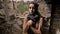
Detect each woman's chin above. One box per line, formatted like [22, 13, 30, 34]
[29, 13, 33, 14]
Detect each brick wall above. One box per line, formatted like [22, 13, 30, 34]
[49, 4, 60, 34]
[53, 4, 60, 34]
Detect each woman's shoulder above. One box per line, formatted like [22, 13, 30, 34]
[38, 13, 44, 18]
[24, 14, 29, 19]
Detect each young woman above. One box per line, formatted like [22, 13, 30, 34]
[23, 2, 43, 34]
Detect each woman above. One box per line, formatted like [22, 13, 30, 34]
[23, 2, 43, 34]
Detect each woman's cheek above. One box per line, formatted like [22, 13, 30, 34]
[29, 9, 32, 13]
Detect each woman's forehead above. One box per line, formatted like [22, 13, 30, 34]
[29, 4, 34, 7]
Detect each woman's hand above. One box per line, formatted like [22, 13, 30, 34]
[27, 20, 33, 26]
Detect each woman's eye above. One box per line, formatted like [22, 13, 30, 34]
[29, 7, 35, 9]
[29, 7, 31, 9]
[32, 7, 35, 9]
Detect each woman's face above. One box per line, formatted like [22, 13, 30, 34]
[29, 4, 35, 14]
